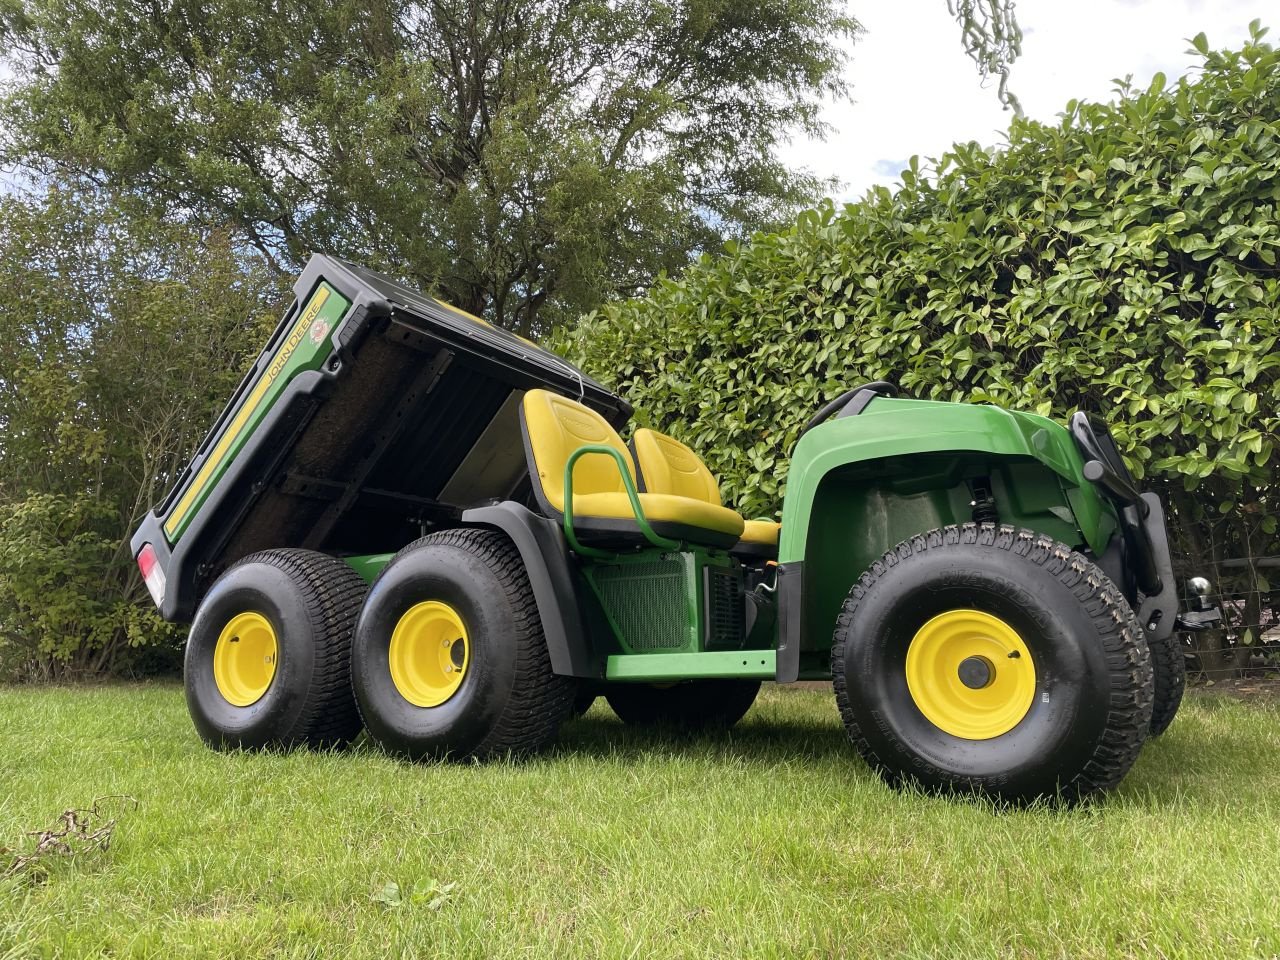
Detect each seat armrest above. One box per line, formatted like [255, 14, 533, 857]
[563, 445, 681, 556]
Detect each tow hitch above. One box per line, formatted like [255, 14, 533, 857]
[1175, 576, 1223, 632]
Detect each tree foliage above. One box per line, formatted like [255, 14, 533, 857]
[0, 190, 285, 677]
[0, 0, 858, 335]
[0, 0, 1026, 336]
[558, 27, 1280, 619]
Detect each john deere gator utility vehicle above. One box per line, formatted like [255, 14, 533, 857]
[131, 255, 1219, 803]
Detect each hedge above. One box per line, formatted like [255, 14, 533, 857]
[557, 27, 1280, 593]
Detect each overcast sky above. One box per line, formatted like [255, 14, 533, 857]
[782, 0, 1276, 202]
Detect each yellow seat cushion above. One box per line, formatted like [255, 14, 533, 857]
[572, 493, 745, 539]
[520, 390, 744, 547]
[630, 429, 720, 504]
[740, 519, 781, 546]
[631, 427, 777, 550]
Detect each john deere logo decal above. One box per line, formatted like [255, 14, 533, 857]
[309, 318, 330, 345]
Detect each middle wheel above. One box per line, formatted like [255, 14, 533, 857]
[605, 679, 760, 729]
[351, 528, 576, 760]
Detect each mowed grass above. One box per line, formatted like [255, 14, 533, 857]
[2, 685, 1279, 960]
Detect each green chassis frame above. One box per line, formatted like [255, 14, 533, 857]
[560, 445, 776, 680]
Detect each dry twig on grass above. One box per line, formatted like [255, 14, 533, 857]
[2, 796, 137, 883]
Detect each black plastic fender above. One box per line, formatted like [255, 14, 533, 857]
[460, 501, 597, 678]
[774, 561, 804, 683]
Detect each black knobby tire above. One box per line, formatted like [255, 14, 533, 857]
[185, 548, 367, 751]
[605, 680, 760, 730]
[831, 523, 1154, 803]
[1147, 629, 1186, 736]
[351, 527, 576, 761]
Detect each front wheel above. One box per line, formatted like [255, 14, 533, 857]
[832, 524, 1153, 804]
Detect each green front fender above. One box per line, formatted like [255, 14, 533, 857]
[777, 398, 1119, 665]
[780, 397, 1115, 561]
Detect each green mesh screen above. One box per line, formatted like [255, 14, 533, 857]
[591, 557, 691, 651]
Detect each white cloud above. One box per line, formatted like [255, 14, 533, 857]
[782, 0, 1276, 202]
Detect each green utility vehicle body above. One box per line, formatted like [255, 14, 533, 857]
[132, 254, 1212, 803]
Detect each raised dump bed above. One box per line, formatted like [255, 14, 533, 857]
[131, 255, 629, 621]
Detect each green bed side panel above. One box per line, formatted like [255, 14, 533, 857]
[164, 283, 351, 541]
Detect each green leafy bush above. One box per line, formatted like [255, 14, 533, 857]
[559, 28, 1280, 596]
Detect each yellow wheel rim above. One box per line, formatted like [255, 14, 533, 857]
[389, 601, 469, 708]
[213, 612, 278, 707]
[905, 609, 1036, 740]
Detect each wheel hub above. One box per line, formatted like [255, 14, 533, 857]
[212, 611, 278, 707]
[956, 655, 994, 689]
[904, 609, 1036, 740]
[388, 601, 470, 707]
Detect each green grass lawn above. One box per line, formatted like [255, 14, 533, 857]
[2, 684, 1279, 960]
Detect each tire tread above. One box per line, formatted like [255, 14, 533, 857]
[225, 548, 367, 747]
[358, 527, 575, 759]
[1147, 629, 1186, 736]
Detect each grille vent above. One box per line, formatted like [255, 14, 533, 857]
[705, 567, 745, 650]
[592, 558, 688, 651]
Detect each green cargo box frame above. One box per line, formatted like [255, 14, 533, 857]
[131, 255, 630, 625]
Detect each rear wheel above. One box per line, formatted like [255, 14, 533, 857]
[831, 524, 1153, 804]
[605, 680, 760, 730]
[351, 528, 575, 760]
[184, 549, 367, 751]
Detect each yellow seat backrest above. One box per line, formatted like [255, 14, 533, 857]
[630, 428, 721, 506]
[521, 389, 636, 514]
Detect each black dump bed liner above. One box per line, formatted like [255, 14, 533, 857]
[131, 254, 630, 622]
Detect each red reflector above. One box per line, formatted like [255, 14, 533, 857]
[137, 544, 166, 608]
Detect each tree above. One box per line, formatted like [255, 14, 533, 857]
[0, 188, 285, 677]
[0, 0, 855, 335]
[0, 0, 1021, 337]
